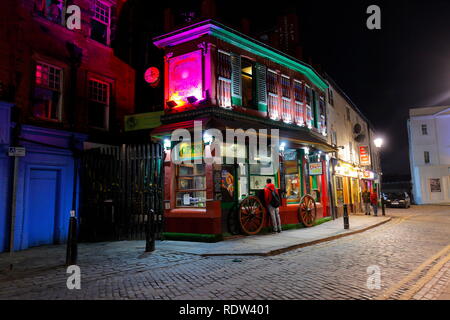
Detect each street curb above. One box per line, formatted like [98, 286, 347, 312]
[200, 217, 392, 257]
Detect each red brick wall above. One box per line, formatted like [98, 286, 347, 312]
[0, 0, 135, 135]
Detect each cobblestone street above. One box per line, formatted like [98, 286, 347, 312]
[0, 205, 449, 300]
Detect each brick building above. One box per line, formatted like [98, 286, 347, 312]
[0, 0, 135, 252]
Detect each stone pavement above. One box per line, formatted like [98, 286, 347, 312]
[0, 206, 448, 300]
[158, 215, 391, 256]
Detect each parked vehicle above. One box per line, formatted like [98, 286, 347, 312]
[383, 192, 411, 208]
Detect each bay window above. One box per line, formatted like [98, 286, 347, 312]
[241, 58, 255, 109]
[176, 163, 206, 208]
[281, 75, 292, 123]
[267, 69, 280, 120]
[294, 80, 304, 126]
[305, 85, 313, 128]
[217, 50, 232, 108]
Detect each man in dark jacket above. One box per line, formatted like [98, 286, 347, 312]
[264, 178, 282, 233]
[362, 188, 371, 215]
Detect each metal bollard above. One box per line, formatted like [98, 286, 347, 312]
[145, 209, 155, 252]
[343, 204, 350, 229]
[66, 210, 78, 266]
[381, 199, 386, 216]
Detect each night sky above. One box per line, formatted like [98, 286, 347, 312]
[123, 0, 450, 176]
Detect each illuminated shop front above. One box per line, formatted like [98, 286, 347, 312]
[151, 20, 336, 239]
[333, 161, 362, 215]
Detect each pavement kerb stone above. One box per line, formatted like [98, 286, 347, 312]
[200, 217, 392, 257]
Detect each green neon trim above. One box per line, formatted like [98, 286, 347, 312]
[153, 20, 328, 91]
[258, 102, 268, 112]
[210, 26, 328, 91]
[231, 96, 242, 106]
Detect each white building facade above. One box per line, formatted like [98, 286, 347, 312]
[408, 106, 450, 204]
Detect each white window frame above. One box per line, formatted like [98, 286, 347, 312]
[88, 78, 110, 130]
[34, 61, 63, 122]
[92, 0, 111, 45]
[421, 124, 428, 135]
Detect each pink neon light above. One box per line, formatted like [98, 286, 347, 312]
[167, 50, 203, 108]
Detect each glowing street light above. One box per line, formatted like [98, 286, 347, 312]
[373, 137, 385, 216]
[374, 138, 384, 148]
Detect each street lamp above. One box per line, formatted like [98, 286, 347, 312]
[374, 137, 385, 216]
[374, 138, 383, 148]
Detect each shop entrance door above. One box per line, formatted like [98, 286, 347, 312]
[221, 164, 239, 234]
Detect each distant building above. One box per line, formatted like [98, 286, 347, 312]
[325, 76, 382, 216]
[0, 0, 135, 252]
[407, 106, 450, 204]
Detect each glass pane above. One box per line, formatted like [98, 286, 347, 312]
[33, 87, 59, 120]
[285, 173, 300, 202]
[88, 101, 106, 128]
[176, 191, 206, 208]
[178, 176, 205, 190]
[91, 19, 108, 45]
[178, 164, 205, 176]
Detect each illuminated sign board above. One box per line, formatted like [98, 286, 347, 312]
[360, 170, 375, 180]
[359, 145, 371, 166]
[335, 162, 359, 178]
[167, 50, 203, 108]
[309, 162, 323, 176]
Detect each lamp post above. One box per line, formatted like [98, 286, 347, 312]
[373, 138, 385, 216]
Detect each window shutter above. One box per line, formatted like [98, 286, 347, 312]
[255, 63, 267, 112]
[230, 53, 242, 106]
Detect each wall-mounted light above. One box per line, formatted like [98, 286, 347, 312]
[303, 147, 310, 155]
[166, 100, 178, 108]
[203, 132, 213, 145]
[279, 142, 286, 152]
[163, 139, 171, 150]
[187, 96, 198, 104]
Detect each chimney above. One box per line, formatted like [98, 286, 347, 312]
[164, 7, 174, 32]
[201, 0, 217, 19]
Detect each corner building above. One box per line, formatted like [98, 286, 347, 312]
[151, 20, 338, 239]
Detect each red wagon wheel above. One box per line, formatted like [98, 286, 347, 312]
[238, 196, 266, 235]
[299, 194, 317, 227]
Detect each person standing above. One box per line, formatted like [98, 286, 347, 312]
[264, 178, 282, 233]
[362, 188, 371, 215]
[370, 189, 378, 216]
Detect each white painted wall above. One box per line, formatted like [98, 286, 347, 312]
[408, 106, 450, 204]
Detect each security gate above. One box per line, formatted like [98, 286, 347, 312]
[79, 143, 164, 242]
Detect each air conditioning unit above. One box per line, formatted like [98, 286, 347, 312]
[353, 123, 366, 143]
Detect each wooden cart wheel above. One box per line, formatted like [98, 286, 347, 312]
[299, 194, 317, 227]
[238, 196, 266, 235]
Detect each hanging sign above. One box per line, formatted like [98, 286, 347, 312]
[144, 67, 160, 87]
[309, 162, 323, 176]
[360, 170, 375, 180]
[359, 145, 371, 166]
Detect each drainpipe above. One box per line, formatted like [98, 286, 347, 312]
[327, 154, 337, 220]
[8, 123, 21, 261]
